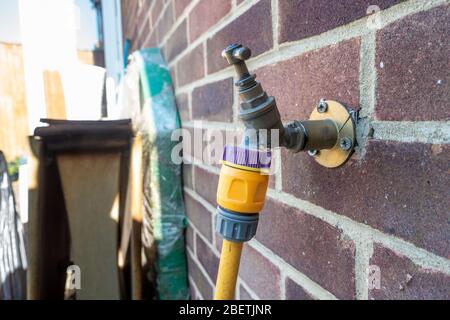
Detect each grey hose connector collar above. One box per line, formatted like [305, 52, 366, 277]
[216, 207, 259, 243]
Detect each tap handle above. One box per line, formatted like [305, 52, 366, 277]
[232, 46, 251, 61]
[222, 44, 252, 80]
[222, 44, 251, 64]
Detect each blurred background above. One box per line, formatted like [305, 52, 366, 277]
[0, 1, 133, 300]
[0, 0, 125, 164]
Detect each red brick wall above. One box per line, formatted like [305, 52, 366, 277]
[121, 0, 450, 300]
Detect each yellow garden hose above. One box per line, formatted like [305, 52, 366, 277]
[214, 240, 243, 300]
[213, 147, 270, 300]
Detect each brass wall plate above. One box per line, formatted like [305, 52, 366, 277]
[309, 100, 356, 168]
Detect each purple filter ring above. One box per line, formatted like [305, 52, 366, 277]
[222, 145, 271, 169]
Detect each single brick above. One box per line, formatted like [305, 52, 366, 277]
[156, 2, 174, 43]
[256, 38, 360, 121]
[185, 223, 195, 251]
[196, 234, 220, 281]
[174, 0, 191, 18]
[189, 0, 232, 42]
[278, 0, 400, 43]
[164, 20, 188, 62]
[281, 141, 450, 258]
[192, 78, 233, 122]
[176, 93, 189, 123]
[187, 253, 214, 299]
[177, 43, 205, 87]
[207, 0, 272, 74]
[239, 284, 254, 300]
[376, 5, 450, 121]
[182, 162, 193, 189]
[184, 193, 213, 241]
[193, 165, 219, 206]
[369, 244, 450, 299]
[285, 278, 314, 300]
[255, 199, 356, 299]
[239, 244, 281, 299]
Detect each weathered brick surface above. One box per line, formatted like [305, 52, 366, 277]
[123, 0, 450, 301]
[136, 19, 151, 49]
[282, 141, 450, 258]
[279, 0, 400, 43]
[188, 277, 198, 299]
[174, 0, 191, 18]
[192, 78, 233, 121]
[156, 2, 173, 42]
[189, 0, 232, 42]
[169, 66, 177, 88]
[120, 0, 131, 21]
[193, 165, 219, 206]
[203, 128, 238, 168]
[256, 38, 360, 121]
[196, 235, 220, 281]
[123, 0, 139, 39]
[240, 244, 281, 299]
[136, 0, 152, 30]
[164, 20, 188, 62]
[214, 225, 223, 252]
[182, 163, 193, 189]
[207, 0, 273, 74]
[191, 128, 245, 170]
[176, 93, 189, 123]
[184, 193, 213, 241]
[285, 278, 314, 300]
[376, 5, 450, 121]
[151, 0, 164, 27]
[187, 253, 213, 299]
[369, 244, 450, 300]
[143, 29, 158, 48]
[182, 127, 207, 163]
[177, 43, 204, 86]
[256, 199, 356, 299]
[239, 284, 254, 300]
[185, 224, 194, 251]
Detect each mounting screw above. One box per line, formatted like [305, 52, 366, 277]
[308, 150, 319, 157]
[339, 137, 353, 151]
[317, 99, 328, 113]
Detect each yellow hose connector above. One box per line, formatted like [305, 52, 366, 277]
[217, 161, 269, 214]
[214, 146, 271, 300]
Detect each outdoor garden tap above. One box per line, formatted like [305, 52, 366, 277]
[214, 44, 357, 300]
